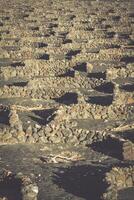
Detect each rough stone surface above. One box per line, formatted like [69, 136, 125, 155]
[0, 0, 133, 199]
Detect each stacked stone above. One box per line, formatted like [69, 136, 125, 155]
[103, 165, 134, 200]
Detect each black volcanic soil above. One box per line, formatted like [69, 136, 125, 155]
[0, 0, 134, 199]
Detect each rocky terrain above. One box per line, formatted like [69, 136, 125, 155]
[0, 0, 134, 199]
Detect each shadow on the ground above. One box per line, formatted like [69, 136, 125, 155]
[87, 95, 113, 106]
[0, 174, 22, 200]
[88, 72, 106, 79]
[0, 109, 10, 125]
[95, 82, 114, 94]
[90, 137, 123, 160]
[120, 84, 134, 92]
[54, 92, 78, 105]
[30, 108, 56, 125]
[53, 165, 109, 200]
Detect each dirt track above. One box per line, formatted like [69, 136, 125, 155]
[0, 0, 134, 199]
